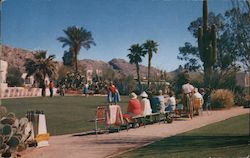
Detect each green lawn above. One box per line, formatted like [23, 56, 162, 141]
[2, 96, 129, 136]
[116, 114, 250, 158]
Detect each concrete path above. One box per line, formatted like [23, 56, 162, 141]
[21, 107, 249, 158]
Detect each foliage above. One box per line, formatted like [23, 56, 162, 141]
[24, 50, 57, 96]
[62, 50, 73, 66]
[6, 66, 24, 87]
[56, 65, 73, 82]
[197, 0, 217, 87]
[172, 71, 190, 95]
[233, 86, 248, 107]
[210, 67, 239, 90]
[127, 43, 146, 90]
[58, 71, 85, 90]
[114, 75, 137, 95]
[224, 5, 250, 71]
[177, 2, 250, 90]
[0, 108, 31, 158]
[0, 106, 7, 118]
[143, 40, 159, 86]
[57, 26, 96, 72]
[211, 89, 234, 109]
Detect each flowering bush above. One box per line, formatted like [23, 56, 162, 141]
[211, 89, 234, 109]
[58, 71, 85, 90]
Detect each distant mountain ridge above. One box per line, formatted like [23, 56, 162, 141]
[1, 45, 162, 78]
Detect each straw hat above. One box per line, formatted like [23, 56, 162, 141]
[129, 92, 137, 99]
[140, 91, 148, 98]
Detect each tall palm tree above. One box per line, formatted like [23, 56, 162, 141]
[143, 40, 159, 86]
[127, 44, 146, 90]
[57, 26, 96, 72]
[25, 50, 57, 96]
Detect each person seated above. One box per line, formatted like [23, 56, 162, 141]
[165, 91, 176, 112]
[140, 91, 152, 116]
[157, 90, 165, 113]
[123, 92, 142, 120]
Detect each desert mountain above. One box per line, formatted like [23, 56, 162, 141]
[1, 45, 162, 78]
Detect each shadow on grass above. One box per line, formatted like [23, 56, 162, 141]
[138, 135, 249, 154]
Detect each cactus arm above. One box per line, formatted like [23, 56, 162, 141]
[198, 27, 204, 62]
[203, 0, 208, 31]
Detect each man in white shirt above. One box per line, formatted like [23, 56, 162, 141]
[182, 78, 195, 118]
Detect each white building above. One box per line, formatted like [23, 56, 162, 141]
[0, 60, 8, 89]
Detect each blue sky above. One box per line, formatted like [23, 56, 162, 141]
[2, 0, 232, 71]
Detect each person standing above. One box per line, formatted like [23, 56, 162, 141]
[182, 78, 195, 118]
[192, 88, 204, 115]
[49, 80, 54, 97]
[83, 82, 89, 97]
[107, 82, 119, 104]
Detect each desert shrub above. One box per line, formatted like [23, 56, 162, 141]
[6, 66, 24, 87]
[0, 106, 7, 118]
[211, 89, 234, 109]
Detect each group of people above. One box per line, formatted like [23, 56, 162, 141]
[109, 77, 210, 121]
[122, 90, 177, 121]
[181, 78, 211, 118]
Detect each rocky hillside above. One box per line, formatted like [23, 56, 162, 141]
[108, 58, 160, 78]
[1, 45, 36, 72]
[1, 45, 161, 78]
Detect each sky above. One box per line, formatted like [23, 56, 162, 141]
[1, 0, 233, 71]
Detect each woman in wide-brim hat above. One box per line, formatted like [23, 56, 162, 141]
[123, 92, 142, 120]
[140, 91, 152, 116]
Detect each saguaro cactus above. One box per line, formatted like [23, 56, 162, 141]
[198, 0, 217, 87]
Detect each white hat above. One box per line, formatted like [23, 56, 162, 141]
[140, 91, 148, 98]
[129, 92, 137, 99]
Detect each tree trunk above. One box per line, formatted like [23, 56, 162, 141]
[204, 65, 212, 88]
[74, 52, 78, 72]
[136, 63, 141, 92]
[148, 54, 152, 86]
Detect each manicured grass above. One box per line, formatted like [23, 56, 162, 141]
[2, 96, 129, 136]
[116, 114, 250, 158]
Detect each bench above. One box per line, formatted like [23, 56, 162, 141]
[129, 111, 174, 128]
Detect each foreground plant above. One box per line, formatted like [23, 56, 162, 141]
[0, 107, 32, 158]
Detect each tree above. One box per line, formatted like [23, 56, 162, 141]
[24, 50, 57, 96]
[177, 1, 245, 89]
[224, 1, 250, 71]
[127, 44, 146, 90]
[143, 40, 158, 86]
[6, 66, 24, 87]
[197, 0, 217, 87]
[62, 50, 73, 66]
[57, 26, 96, 72]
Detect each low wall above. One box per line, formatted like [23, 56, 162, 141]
[0, 87, 57, 98]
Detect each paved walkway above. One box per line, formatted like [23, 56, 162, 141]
[21, 107, 249, 158]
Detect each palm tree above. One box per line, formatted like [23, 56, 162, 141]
[143, 40, 159, 86]
[57, 26, 96, 72]
[25, 50, 57, 96]
[127, 44, 146, 90]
